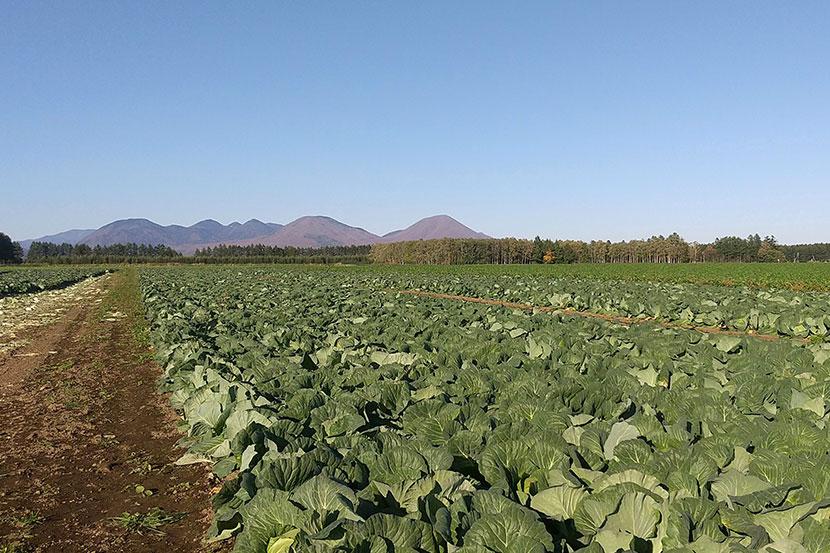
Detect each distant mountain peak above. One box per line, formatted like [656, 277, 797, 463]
[230, 215, 380, 248]
[380, 214, 490, 243]
[420, 214, 454, 221]
[193, 219, 223, 228]
[293, 215, 339, 223]
[27, 214, 490, 253]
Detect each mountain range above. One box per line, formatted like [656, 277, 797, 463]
[20, 215, 490, 254]
[18, 229, 97, 252]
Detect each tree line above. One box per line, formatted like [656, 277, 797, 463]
[194, 243, 371, 260]
[780, 243, 830, 262]
[20, 241, 371, 264]
[370, 233, 830, 265]
[4, 231, 830, 265]
[25, 242, 182, 263]
[189, 243, 370, 264]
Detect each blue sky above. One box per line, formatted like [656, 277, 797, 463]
[2, 1, 829, 243]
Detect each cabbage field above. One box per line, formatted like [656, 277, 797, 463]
[139, 266, 830, 553]
[399, 273, 830, 339]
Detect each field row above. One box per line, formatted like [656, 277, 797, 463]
[322, 263, 830, 291]
[0, 267, 107, 297]
[387, 272, 830, 339]
[139, 267, 830, 553]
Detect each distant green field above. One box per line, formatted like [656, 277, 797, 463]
[11, 261, 830, 291]
[459, 263, 830, 291]
[286, 262, 830, 291]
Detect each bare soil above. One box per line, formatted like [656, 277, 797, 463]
[0, 271, 226, 552]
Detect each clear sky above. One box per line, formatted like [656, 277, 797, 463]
[2, 1, 829, 243]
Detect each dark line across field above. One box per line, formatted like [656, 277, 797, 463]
[394, 288, 798, 343]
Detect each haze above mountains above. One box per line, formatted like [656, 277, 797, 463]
[20, 215, 490, 254]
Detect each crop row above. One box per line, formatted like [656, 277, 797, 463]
[140, 267, 830, 553]
[378, 272, 830, 339]
[307, 263, 830, 292]
[0, 267, 107, 297]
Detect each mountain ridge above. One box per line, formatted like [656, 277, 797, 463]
[19, 229, 96, 252]
[20, 215, 490, 254]
[226, 216, 379, 249]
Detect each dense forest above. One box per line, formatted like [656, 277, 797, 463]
[370, 234, 828, 264]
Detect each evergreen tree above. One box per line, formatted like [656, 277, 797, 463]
[0, 232, 23, 264]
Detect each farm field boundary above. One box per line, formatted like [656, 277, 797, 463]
[394, 288, 794, 343]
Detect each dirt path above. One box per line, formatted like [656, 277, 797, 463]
[395, 289, 789, 343]
[0, 270, 224, 552]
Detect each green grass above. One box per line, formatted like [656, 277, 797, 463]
[97, 267, 153, 351]
[13, 512, 43, 529]
[0, 510, 43, 552]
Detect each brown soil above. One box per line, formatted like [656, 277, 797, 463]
[0, 271, 227, 552]
[396, 289, 790, 343]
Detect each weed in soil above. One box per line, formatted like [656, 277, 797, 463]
[110, 508, 185, 535]
[0, 542, 29, 553]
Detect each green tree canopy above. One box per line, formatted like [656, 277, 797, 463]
[0, 232, 23, 264]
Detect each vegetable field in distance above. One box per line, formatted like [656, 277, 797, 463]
[139, 265, 830, 553]
[362, 263, 830, 292]
[0, 266, 107, 297]
[398, 273, 830, 339]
